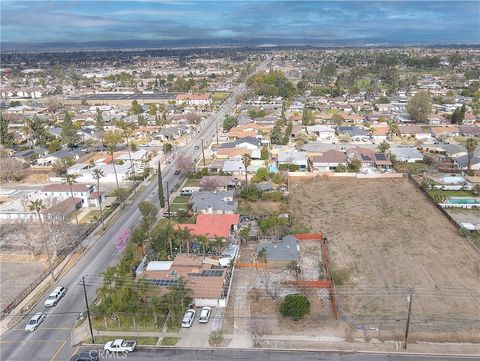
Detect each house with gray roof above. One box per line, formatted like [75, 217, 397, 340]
[257, 235, 299, 267]
[191, 190, 237, 214]
[336, 126, 369, 137]
[218, 136, 261, 150]
[277, 151, 308, 171]
[390, 148, 424, 163]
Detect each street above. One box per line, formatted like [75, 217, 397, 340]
[0, 58, 269, 361]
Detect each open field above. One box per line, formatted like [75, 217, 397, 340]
[289, 177, 480, 342]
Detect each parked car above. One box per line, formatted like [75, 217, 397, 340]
[174, 170, 181, 175]
[194, 145, 200, 150]
[104, 339, 136, 353]
[25, 312, 46, 332]
[44, 286, 66, 307]
[198, 306, 212, 323]
[73, 351, 98, 361]
[181, 309, 196, 328]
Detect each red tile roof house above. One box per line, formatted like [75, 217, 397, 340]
[176, 214, 240, 241]
[175, 93, 211, 106]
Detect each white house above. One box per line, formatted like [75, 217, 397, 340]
[390, 148, 424, 163]
[305, 125, 336, 141]
[277, 151, 308, 171]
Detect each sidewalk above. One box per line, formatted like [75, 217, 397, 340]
[78, 328, 480, 356]
[0, 174, 156, 336]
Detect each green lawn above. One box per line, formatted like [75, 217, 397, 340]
[173, 195, 191, 203]
[161, 337, 180, 346]
[92, 314, 165, 332]
[169, 203, 188, 212]
[91, 336, 158, 345]
[428, 189, 474, 198]
[184, 179, 201, 187]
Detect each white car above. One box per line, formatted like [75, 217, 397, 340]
[198, 306, 212, 323]
[25, 312, 46, 332]
[181, 309, 196, 328]
[44, 286, 66, 307]
[104, 339, 136, 353]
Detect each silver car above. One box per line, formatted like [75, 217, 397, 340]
[181, 309, 196, 328]
[25, 312, 46, 332]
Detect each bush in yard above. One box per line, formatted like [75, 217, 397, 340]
[279, 294, 310, 320]
[209, 331, 224, 346]
[239, 185, 263, 201]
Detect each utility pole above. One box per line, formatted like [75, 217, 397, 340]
[166, 181, 171, 218]
[403, 288, 414, 349]
[201, 139, 206, 166]
[216, 123, 219, 145]
[81, 276, 95, 344]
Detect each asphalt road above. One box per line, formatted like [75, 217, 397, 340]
[0, 58, 270, 361]
[73, 348, 478, 361]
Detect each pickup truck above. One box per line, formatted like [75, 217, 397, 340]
[104, 339, 136, 353]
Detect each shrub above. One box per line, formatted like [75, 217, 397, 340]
[209, 331, 224, 347]
[279, 294, 310, 320]
[239, 185, 263, 201]
[261, 191, 283, 202]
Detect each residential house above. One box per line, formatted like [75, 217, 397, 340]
[370, 126, 389, 143]
[175, 93, 211, 106]
[257, 235, 299, 268]
[117, 149, 149, 172]
[41, 183, 95, 207]
[398, 125, 431, 140]
[176, 214, 240, 240]
[309, 150, 347, 171]
[190, 191, 237, 214]
[336, 126, 370, 141]
[137, 254, 230, 307]
[199, 176, 240, 191]
[218, 136, 262, 151]
[454, 155, 480, 171]
[37, 149, 85, 166]
[390, 148, 424, 163]
[65, 162, 133, 183]
[305, 125, 335, 141]
[277, 151, 308, 171]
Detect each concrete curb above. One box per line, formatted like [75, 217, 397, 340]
[78, 344, 480, 358]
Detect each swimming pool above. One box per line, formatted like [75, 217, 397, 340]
[447, 198, 479, 205]
[269, 164, 278, 173]
[442, 176, 465, 184]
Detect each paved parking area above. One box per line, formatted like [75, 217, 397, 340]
[177, 307, 223, 347]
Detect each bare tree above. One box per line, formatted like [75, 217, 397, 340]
[249, 319, 270, 347]
[176, 155, 195, 173]
[0, 156, 25, 182]
[201, 177, 222, 191]
[44, 217, 76, 257]
[259, 270, 282, 300]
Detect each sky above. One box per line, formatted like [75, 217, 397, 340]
[1, 1, 479, 48]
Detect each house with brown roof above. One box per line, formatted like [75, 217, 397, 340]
[398, 125, 431, 140]
[137, 254, 231, 307]
[309, 150, 347, 171]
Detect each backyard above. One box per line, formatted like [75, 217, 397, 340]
[289, 177, 480, 342]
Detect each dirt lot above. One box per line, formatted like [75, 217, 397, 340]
[289, 177, 480, 342]
[0, 257, 46, 309]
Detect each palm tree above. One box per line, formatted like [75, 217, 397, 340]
[92, 168, 105, 229]
[104, 131, 123, 205]
[118, 122, 137, 192]
[28, 200, 55, 282]
[465, 137, 478, 174]
[242, 153, 252, 186]
[61, 173, 80, 225]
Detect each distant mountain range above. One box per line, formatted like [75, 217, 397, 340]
[2, 38, 479, 52]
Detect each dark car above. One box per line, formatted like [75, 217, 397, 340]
[73, 350, 98, 361]
[174, 170, 181, 175]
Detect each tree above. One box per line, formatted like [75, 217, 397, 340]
[302, 108, 314, 126]
[465, 137, 478, 174]
[378, 141, 390, 153]
[270, 123, 284, 145]
[48, 139, 61, 153]
[348, 158, 362, 173]
[260, 146, 269, 161]
[0, 156, 25, 182]
[450, 104, 466, 125]
[92, 168, 105, 229]
[335, 164, 347, 173]
[117, 121, 137, 187]
[158, 163, 165, 208]
[222, 116, 238, 131]
[241, 153, 252, 186]
[129, 100, 143, 115]
[162, 143, 173, 154]
[61, 173, 80, 225]
[60, 112, 80, 149]
[138, 201, 158, 229]
[176, 156, 194, 173]
[407, 91, 432, 122]
[0, 115, 15, 147]
[251, 167, 269, 183]
[104, 131, 124, 203]
[283, 122, 293, 144]
[280, 294, 310, 320]
[28, 200, 55, 282]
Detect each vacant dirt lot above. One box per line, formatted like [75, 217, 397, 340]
[289, 177, 480, 342]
